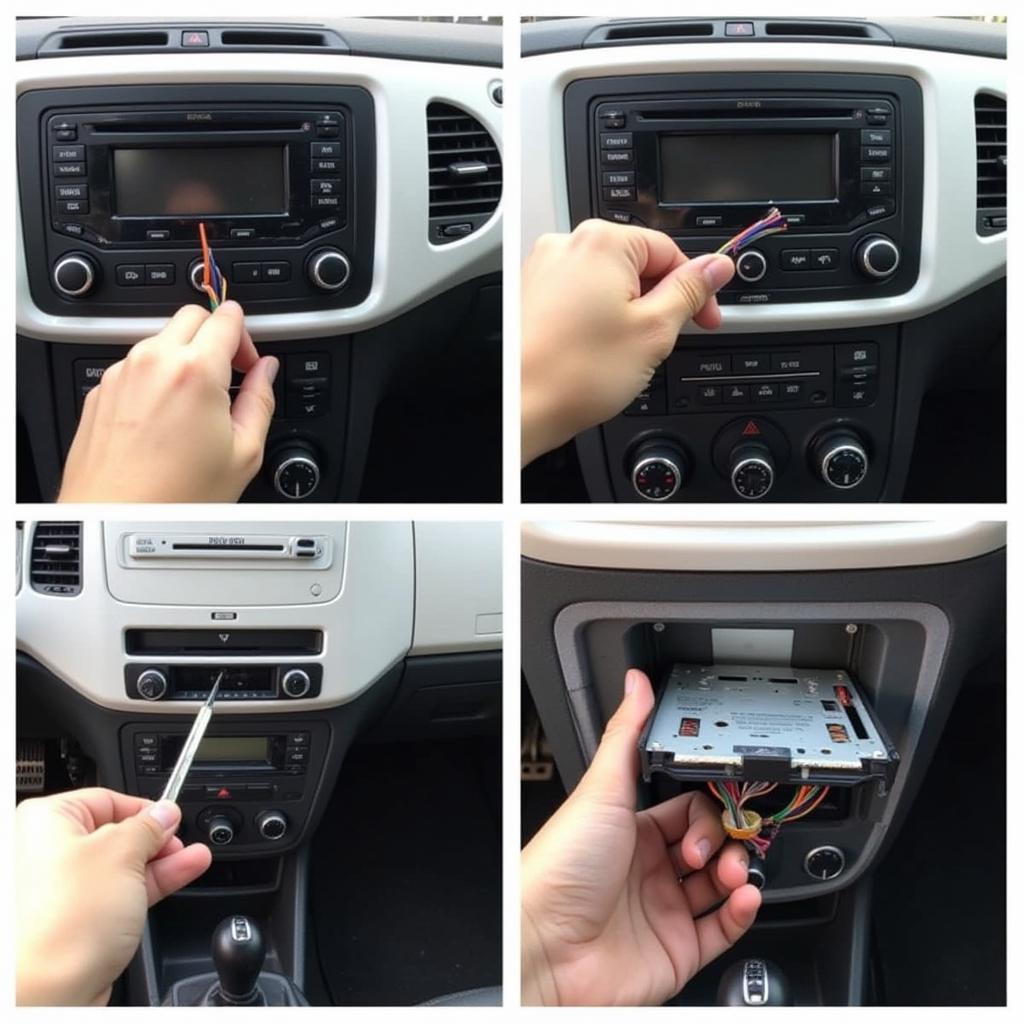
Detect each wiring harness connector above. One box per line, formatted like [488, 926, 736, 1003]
[715, 206, 788, 257]
[198, 222, 228, 311]
[709, 780, 830, 858]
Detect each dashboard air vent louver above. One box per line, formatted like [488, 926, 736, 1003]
[975, 93, 1006, 235]
[763, 21, 874, 38]
[30, 522, 82, 596]
[57, 31, 170, 50]
[604, 23, 714, 41]
[427, 102, 502, 244]
[220, 29, 330, 48]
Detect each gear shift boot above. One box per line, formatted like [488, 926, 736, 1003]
[717, 958, 793, 1006]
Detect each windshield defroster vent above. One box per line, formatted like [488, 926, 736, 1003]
[427, 102, 502, 244]
[30, 522, 82, 596]
[975, 93, 1006, 235]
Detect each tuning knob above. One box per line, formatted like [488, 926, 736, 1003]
[255, 810, 288, 841]
[136, 668, 168, 701]
[188, 258, 207, 294]
[266, 442, 321, 500]
[207, 815, 235, 846]
[53, 253, 97, 297]
[812, 430, 869, 489]
[855, 235, 900, 279]
[734, 249, 767, 284]
[729, 442, 775, 500]
[630, 441, 687, 501]
[307, 248, 351, 292]
[280, 669, 311, 699]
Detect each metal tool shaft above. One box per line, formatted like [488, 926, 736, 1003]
[160, 673, 222, 803]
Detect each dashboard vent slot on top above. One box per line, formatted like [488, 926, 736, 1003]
[763, 21, 875, 38]
[975, 93, 1006, 235]
[57, 31, 170, 50]
[603, 22, 714, 41]
[30, 522, 82, 596]
[220, 29, 331, 48]
[427, 102, 502, 244]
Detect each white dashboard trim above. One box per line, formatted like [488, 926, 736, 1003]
[16, 52, 502, 344]
[521, 520, 1006, 572]
[521, 41, 1005, 333]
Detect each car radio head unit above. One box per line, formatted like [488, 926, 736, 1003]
[564, 72, 923, 304]
[17, 84, 376, 315]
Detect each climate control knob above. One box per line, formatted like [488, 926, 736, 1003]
[307, 248, 351, 292]
[854, 235, 900, 279]
[267, 443, 321, 500]
[136, 668, 168, 702]
[53, 253, 97, 298]
[281, 669, 312, 699]
[630, 441, 687, 501]
[729, 442, 775, 500]
[812, 430, 869, 490]
[734, 249, 767, 284]
[255, 810, 288, 842]
[207, 815, 236, 846]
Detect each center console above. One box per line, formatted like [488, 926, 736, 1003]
[564, 72, 923, 502]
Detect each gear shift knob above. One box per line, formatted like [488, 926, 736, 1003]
[717, 958, 792, 1006]
[211, 915, 266, 1005]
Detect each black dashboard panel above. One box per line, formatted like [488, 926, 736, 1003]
[17, 84, 376, 317]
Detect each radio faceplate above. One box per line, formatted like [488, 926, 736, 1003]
[18, 84, 376, 315]
[565, 72, 923, 304]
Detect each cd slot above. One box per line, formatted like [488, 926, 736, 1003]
[125, 628, 323, 656]
[636, 106, 858, 121]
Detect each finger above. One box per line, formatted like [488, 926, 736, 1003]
[691, 294, 724, 331]
[50, 788, 154, 831]
[628, 227, 689, 283]
[680, 843, 750, 916]
[640, 790, 726, 870]
[633, 253, 734, 334]
[695, 883, 762, 971]
[231, 356, 278, 462]
[153, 834, 185, 861]
[187, 299, 248, 369]
[143, 304, 211, 348]
[145, 843, 213, 905]
[232, 321, 261, 374]
[98, 800, 182, 867]
[576, 668, 655, 812]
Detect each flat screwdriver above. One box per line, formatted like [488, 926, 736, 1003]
[160, 672, 222, 804]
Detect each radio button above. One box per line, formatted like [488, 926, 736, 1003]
[52, 144, 84, 162]
[734, 353, 768, 374]
[753, 383, 779, 402]
[229, 228, 256, 240]
[136, 733, 159, 748]
[861, 146, 891, 162]
[861, 128, 892, 145]
[311, 141, 341, 158]
[771, 353, 806, 372]
[261, 262, 291, 283]
[116, 264, 145, 287]
[312, 195, 341, 209]
[600, 132, 632, 148]
[811, 248, 840, 270]
[781, 382, 803, 400]
[57, 221, 85, 236]
[837, 342, 878, 368]
[310, 178, 341, 196]
[603, 186, 636, 201]
[55, 182, 88, 200]
[695, 215, 722, 227]
[861, 166, 891, 181]
[232, 262, 261, 284]
[54, 161, 86, 176]
[697, 384, 722, 405]
[316, 115, 342, 137]
[285, 749, 309, 766]
[601, 149, 633, 165]
[287, 732, 310, 746]
[864, 200, 895, 220]
[783, 214, 805, 226]
[136, 752, 159, 766]
[603, 171, 635, 186]
[55, 128, 78, 142]
[145, 264, 175, 285]
[311, 158, 341, 175]
[724, 384, 748, 404]
[780, 249, 811, 271]
[861, 182, 892, 197]
[146, 229, 171, 241]
[58, 199, 89, 215]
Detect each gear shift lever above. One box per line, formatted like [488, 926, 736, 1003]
[717, 958, 792, 1006]
[210, 915, 266, 1005]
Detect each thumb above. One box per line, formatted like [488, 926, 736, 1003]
[104, 800, 181, 867]
[231, 355, 278, 456]
[577, 669, 655, 811]
[634, 252, 734, 331]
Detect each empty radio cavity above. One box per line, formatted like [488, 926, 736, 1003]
[125, 533, 331, 565]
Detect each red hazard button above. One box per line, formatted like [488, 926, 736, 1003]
[742, 420, 761, 436]
[205, 785, 233, 800]
[182, 31, 210, 47]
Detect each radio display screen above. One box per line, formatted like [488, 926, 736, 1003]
[194, 736, 270, 763]
[112, 146, 288, 216]
[659, 133, 836, 204]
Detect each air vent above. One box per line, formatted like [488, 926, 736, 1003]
[57, 31, 170, 50]
[975, 93, 1006, 235]
[220, 29, 330, 48]
[427, 102, 502, 244]
[30, 522, 82, 596]
[604, 22, 714, 41]
[763, 21, 874, 38]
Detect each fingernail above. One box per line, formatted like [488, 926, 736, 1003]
[695, 838, 712, 865]
[624, 669, 639, 696]
[147, 801, 179, 830]
[265, 356, 280, 384]
[700, 254, 735, 292]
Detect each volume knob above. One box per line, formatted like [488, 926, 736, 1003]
[53, 253, 97, 297]
[281, 669, 311, 699]
[855, 236, 900, 279]
[308, 248, 351, 292]
[136, 668, 168, 701]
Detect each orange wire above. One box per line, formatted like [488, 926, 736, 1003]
[784, 786, 831, 823]
[199, 222, 211, 288]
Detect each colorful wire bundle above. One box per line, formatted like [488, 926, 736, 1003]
[715, 206, 788, 256]
[198, 222, 228, 311]
[708, 780, 830, 858]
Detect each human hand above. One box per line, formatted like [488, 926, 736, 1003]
[521, 220, 734, 464]
[16, 790, 212, 1006]
[58, 301, 279, 502]
[521, 669, 761, 1006]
